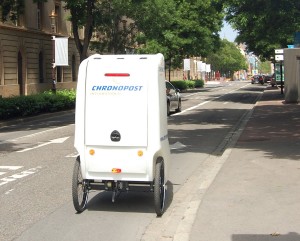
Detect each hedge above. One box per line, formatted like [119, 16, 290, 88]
[170, 79, 204, 91]
[0, 89, 76, 120]
[0, 80, 205, 120]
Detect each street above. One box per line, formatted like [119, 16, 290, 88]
[0, 81, 264, 241]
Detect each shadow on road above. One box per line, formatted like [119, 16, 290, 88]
[84, 180, 174, 215]
[232, 232, 300, 241]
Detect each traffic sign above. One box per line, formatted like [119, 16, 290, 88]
[275, 55, 284, 61]
[275, 49, 284, 61]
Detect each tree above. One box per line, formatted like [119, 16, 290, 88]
[0, 0, 25, 22]
[3, 0, 226, 64]
[129, 0, 225, 68]
[206, 39, 247, 78]
[63, 0, 98, 62]
[1, 0, 95, 62]
[223, 0, 300, 59]
[30, 0, 99, 62]
[89, 0, 137, 54]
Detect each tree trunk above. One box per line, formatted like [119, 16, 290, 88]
[70, 0, 95, 62]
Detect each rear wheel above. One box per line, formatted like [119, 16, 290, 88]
[175, 99, 182, 113]
[167, 101, 171, 116]
[72, 156, 88, 213]
[154, 160, 166, 217]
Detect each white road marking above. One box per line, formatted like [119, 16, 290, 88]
[0, 166, 23, 170]
[0, 166, 23, 176]
[65, 152, 78, 158]
[17, 137, 69, 153]
[174, 84, 249, 116]
[170, 142, 186, 150]
[5, 189, 14, 195]
[9, 124, 74, 142]
[173, 100, 211, 116]
[0, 166, 41, 186]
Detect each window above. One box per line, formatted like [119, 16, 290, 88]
[0, 49, 2, 86]
[39, 51, 44, 83]
[18, 51, 24, 95]
[72, 55, 76, 82]
[57, 66, 62, 82]
[55, 4, 60, 33]
[37, 2, 42, 30]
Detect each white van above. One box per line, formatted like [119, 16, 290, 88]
[72, 54, 170, 216]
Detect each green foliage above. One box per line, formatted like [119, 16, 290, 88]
[206, 39, 247, 77]
[0, 90, 76, 120]
[195, 79, 205, 88]
[259, 61, 272, 74]
[64, 0, 99, 61]
[90, 0, 137, 54]
[127, 0, 225, 68]
[223, 0, 300, 59]
[170, 80, 204, 91]
[0, 0, 25, 22]
[31, 0, 225, 64]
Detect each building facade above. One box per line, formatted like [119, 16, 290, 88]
[0, 0, 82, 97]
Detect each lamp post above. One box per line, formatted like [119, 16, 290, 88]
[49, 10, 57, 93]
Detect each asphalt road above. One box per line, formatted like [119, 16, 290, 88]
[0, 81, 265, 241]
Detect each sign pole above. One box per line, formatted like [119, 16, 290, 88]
[275, 49, 284, 95]
[280, 61, 283, 94]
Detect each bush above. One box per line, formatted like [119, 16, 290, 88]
[195, 79, 205, 88]
[0, 89, 76, 120]
[170, 80, 204, 91]
[170, 80, 188, 91]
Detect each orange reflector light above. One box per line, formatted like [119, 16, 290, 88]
[112, 168, 122, 173]
[89, 149, 95, 155]
[105, 73, 130, 77]
[137, 150, 143, 157]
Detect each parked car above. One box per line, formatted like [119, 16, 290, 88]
[264, 74, 273, 83]
[166, 81, 181, 116]
[251, 75, 264, 85]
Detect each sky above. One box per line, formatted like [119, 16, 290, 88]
[220, 21, 238, 42]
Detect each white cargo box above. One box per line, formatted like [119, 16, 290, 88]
[74, 53, 170, 184]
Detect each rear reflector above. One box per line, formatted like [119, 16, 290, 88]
[105, 73, 130, 77]
[112, 168, 122, 173]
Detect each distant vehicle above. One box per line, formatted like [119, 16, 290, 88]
[264, 74, 273, 83]
[166, 81, 181, 116]
[251, 75, 264, 85]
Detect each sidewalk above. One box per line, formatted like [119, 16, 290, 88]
[190, 87, 300, 241]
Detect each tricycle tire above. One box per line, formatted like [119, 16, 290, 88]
[154, 160, 166, 217]
[72, 156, 88, 213]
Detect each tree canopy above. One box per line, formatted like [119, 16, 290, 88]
[206, 39, 248, 77]
[2, 0, 229, 68]
[0, 0, 24, 22]
[223, 0, 300, 59]
[129, 0, 224, 68]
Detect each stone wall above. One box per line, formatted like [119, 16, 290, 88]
[0, 26, 80, 97]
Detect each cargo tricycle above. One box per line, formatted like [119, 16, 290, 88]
[72, 54, 170, 216]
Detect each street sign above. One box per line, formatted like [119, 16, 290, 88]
[275, 55, 284, 61]
[275, 49, 284, 61]
[275, 49, 284, 54]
